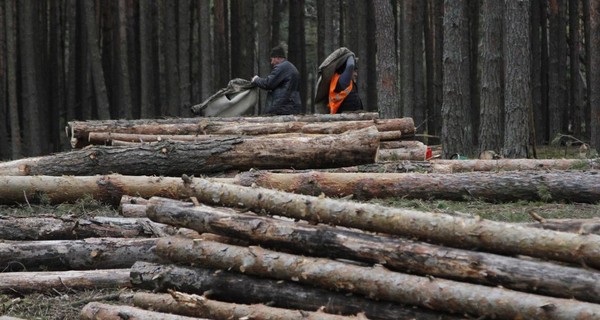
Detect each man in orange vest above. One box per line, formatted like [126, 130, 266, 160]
[328, 55, 363, 114]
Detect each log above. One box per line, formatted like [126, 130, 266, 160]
[90, 130, 399, 146]
[146, 198, 600, 303]
[523, 218, 600, 235]
[156, 238, 600, 319]
[80, 302, 206, 320]
[0, 127, 379, 176]
[233, 170, 600, 203]
[0, 269, 130, 294]
[132, 291, 365, 320]
[376, 141, 428, 161]
[275, 158, 600, 174]
[176, 177, 600, 268]
[130, 261, 459, 320]
[0, 237, 164, 271]
[0, 215, 178, 240]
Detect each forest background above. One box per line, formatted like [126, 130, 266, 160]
[1, 0, 600, 160]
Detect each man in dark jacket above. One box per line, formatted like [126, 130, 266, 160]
[251, 46, 303, 115]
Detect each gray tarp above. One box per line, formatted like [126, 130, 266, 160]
[190, 78, 258, 117]
[313, 47, 355, 111]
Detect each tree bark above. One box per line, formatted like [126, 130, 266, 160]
[80, 302, 205, 320]
[0, 269, 130, 294]
[233, 170, 600, 203]
[130, 261, 458, 320]
[442, 0, 473, 158]
[372, 0, 400, 118]
[147, 198, 600, 303]
[0, 215, 177, 240]
[0, 128, 379, 176]
[156, 238, 600, 319]
[0, 237, 163, 271]
[5, 0, 21, 159]
[68, 116, 408, 147]
[132, 291, 363, 320]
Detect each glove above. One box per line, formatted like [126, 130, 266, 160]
[251, 75, 259, 82]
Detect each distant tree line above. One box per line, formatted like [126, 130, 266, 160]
[1, 0, 599, 160]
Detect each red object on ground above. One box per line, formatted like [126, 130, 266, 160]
[425, 147, 432, 160]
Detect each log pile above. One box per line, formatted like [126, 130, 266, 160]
[2, 113, 600, 319]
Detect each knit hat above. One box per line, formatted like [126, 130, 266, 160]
[270, 46, 286, 58]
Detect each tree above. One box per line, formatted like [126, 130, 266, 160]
[199, 0, 213, 102]
[441, 0, 473, 158]
[178, 0, 191, 116]
[116, 0, 133, 119]
[254, 0, 271, 115]
[548, 0, 567, 139]
[161, 0, 180, 116]
[590, 0, 600, 151]
[478, 0, 504, 154]
[139, 0, 158, 118]
[83, 0, 111, 120]
[289, 0, 307, 113]
[373, 0, 400, 118]
[569, 0, 584, 138]
[401, 0, 415, 120]
[503, 0, 531, 158]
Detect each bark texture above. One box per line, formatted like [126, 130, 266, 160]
[156, 238, 600, 319]
[0, 269, 130, 294]
[80, 302, 205, 320]
[233, 170, 600, 203]
[0, 238, 163, 271]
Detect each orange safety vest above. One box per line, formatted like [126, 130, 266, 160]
[328, 73, 353, 114]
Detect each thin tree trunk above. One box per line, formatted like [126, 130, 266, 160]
[590, 0, 600, 150]
[0, 215, 177, 240]
[0, 269, 130, 294]
[80, 302, 205, 320]
[178, 0, 191, 116]
[156, 238, 600, 319]
[199, 0, 213, 101]
[139, 0, 158, 118]
[569, 0, 583, 138]
[0, 238, 163, 271]
[0, 128, 379, 176]
[133, 291, 362, 320]
[83, 0, 111, 120]
[116, 0, 132, 119]
[503, 0, 531, 158]
[147, 198, 600, 303]
[373, 0, 399, 118]
[130, 261, 459, 320]
[442, 0, 473, 158]
[233, 170, 600, 203]
[289, 0, 306, 112]
[5, 0, 21, 158]
[162, 0, 180, 116]
[548, 0, 568, 138]
[401, 0, 415, 119]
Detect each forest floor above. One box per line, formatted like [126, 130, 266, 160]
[1, 144, 599, 319]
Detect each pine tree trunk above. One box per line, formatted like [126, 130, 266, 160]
[0, 215, 177, 240]
[233, 170, 600, 203]
[80, 302, 205, 320]
[0, 238, 163, 271]
[0, 269, 130, 294]
[132, 291, 362, 320]
[0, 127, 379, 176]
[130, 261, 456, 320]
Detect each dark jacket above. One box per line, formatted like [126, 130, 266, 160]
[253, 60, 302, 115]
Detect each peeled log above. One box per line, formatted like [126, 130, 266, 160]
[146, 198, 600, 303]
[377, 141, 428, 161]
[156, 238, 600, 319]
[233, 170, 600, 203]
[0, 215, 177, 240]
[0, 269, 130, 294]
[523, 218, 600, 235]
[80, 302, 206, 320]
[132, 291, 364, 320]
[0, 127, 379, 176]
[0, 238, 164, 271]
[130, 261, 458, 320]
